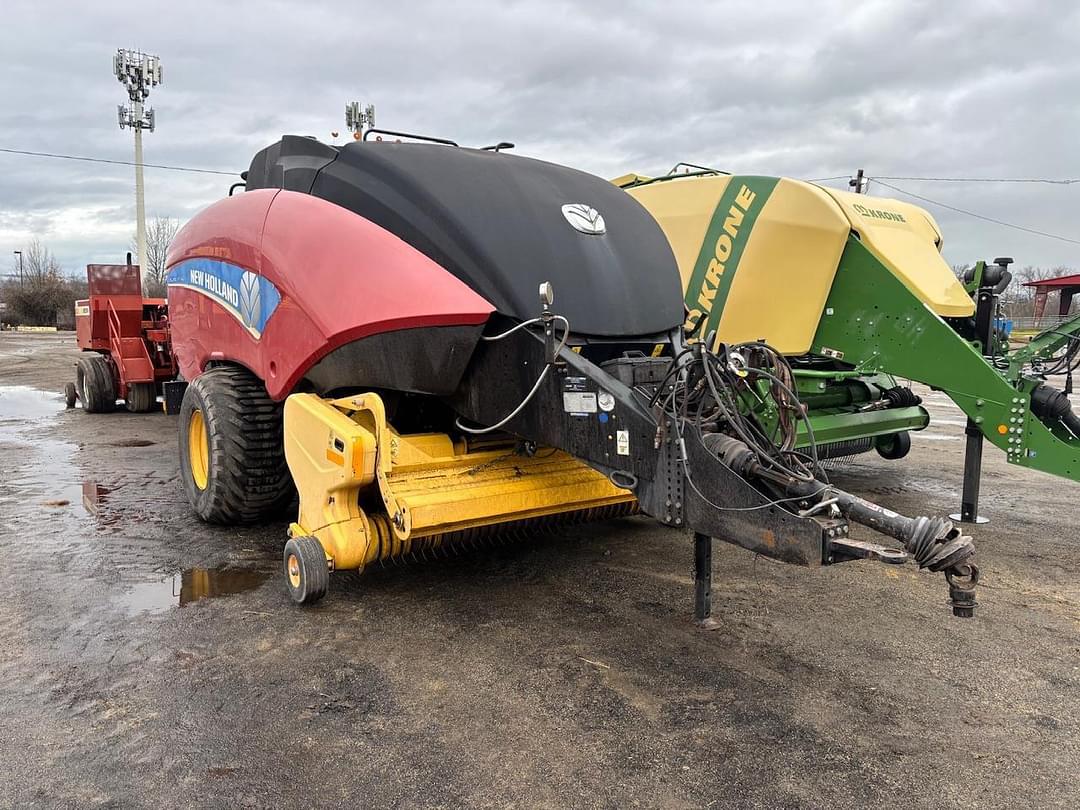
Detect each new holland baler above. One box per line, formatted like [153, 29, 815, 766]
[165, 135, 978, 618]
[617, 170, 1080, 484]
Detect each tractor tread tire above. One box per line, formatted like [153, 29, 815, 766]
[77, 354, 116, 414]
[125, 382, 156, 413]
[178, 366, 293, 525]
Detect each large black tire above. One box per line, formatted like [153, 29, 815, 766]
[177, 365, 293, 524]
[76, 354, 116, 414]
[64, 382, 77, 409]
[283, 536, 329, 605]
[875, 430, 912, 460]
[125, 382, 156, 413]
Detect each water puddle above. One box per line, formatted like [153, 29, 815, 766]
[118, 567, 272, 615]
[0, 385, 89, 523]
[1, 385, 272, 614]
[0, 384, 65, 423]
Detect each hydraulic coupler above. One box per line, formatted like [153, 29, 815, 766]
[796, 484, 979, 617]
[704, 432, 979, 617]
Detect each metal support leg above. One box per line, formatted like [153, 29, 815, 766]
[950, 286, 996, 525]
[693, 532, 721, 630]
[950, 421, 990, 524]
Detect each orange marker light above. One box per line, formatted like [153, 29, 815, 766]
[997, 424, 1008, 435]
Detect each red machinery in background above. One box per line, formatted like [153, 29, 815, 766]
[67, 260, 175, 413]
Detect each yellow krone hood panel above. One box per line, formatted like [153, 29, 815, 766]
[820, 187, 974, 318]
[621, 174, 973, 354]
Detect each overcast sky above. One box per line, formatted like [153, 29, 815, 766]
[1, 0, 1077, 277]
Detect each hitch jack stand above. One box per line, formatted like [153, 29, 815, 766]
[950, 421, 990, 524]
[693, 532, 721, 630]
[952, 285, 997, 525]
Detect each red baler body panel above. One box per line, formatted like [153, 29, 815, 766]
[166, 189, 494, 400]
[75, 264, 155, 351]
[73, 264, 174, 392]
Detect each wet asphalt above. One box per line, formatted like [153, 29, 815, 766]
[1, 331, 1078, 810]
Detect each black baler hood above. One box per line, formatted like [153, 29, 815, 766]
[245, 136, 683, 338]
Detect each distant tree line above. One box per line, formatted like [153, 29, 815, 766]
[0, 239, 85, 328]
[953, 262, 1075, 318]
[1, 216, 179, 328]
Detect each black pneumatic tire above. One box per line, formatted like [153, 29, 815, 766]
[125, 382, 156, 413]
[76, 354, 116, 413]
[283, 536, 330, 605]
[64, 382, 77, 409]
[178, 365, 294, 525]
[875, 430, 912, 460]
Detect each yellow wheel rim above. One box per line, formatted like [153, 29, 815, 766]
[287, 553, 302, 589]
[188, 408, 210, 490]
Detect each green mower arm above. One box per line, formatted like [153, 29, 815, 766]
[813, 238, 1080, 482]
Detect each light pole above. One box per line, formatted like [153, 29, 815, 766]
[13, 250, 22, 284]
[113, 48, 162, 278]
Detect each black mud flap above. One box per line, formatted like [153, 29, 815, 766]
[163, 380, 188, 416]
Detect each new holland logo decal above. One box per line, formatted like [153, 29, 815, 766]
[166, 258, 281, 339]
[561, 203, 606, 235]
[238, 270, 262, 330]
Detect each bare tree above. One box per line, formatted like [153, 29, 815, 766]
[948, 260, 1079, 320]
[11, 237, 62, 285]
[131, 215, 180, 295]
[1, 238, 77, 327]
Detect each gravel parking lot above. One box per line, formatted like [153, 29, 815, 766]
[1, 331, 1078, 809]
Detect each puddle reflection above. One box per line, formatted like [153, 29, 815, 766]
[120, 568, 272, 615]
[81, 482, 111, 514]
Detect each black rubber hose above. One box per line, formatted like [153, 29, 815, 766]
[702, 434, 979, 616]
[1030, 384, 1080, 438]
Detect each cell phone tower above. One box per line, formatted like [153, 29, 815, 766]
[113, 48, 163, 277]
[345, 102, 375, 140]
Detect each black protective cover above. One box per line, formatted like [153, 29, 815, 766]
[245, 136, 683, 337]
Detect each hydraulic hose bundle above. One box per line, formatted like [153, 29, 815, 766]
[651, 339, 979, 617]
[650, 339, 823, 488]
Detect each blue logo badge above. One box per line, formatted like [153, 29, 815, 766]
[167, 258, 281, 338]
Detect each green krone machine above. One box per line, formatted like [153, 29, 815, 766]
[616, 169, 1080, 505]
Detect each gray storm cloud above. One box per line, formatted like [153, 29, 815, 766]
[0, 0, 1077, 273]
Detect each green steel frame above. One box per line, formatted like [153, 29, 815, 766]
[813, 238, 1080, 481]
